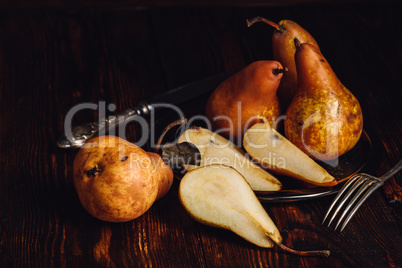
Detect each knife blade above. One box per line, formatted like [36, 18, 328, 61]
[57, 72, 231, 149]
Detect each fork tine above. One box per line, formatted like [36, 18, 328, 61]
[334, 179, 375, 230]
[327, 178, 367, 227]
[322, 175, 361, 224]
[339, 182, 383, 232]
[326, 176, 368, 227]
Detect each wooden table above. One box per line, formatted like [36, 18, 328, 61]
[0, 2, 401, 267]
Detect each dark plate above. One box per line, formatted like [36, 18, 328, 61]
[255, 130, 373, 202]
[155, 74, 376, 202]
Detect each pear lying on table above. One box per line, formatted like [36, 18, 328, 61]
[73, 136, 173, 222]
[179, 165, 330, 256]
[178, 127, 281, 191]
[243, 122, 336, 186]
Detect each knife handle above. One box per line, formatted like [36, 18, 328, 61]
[57, 102, 154, 149]
[100, 102, 153, 130]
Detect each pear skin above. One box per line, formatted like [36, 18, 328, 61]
[206, 60, 284, 141]
[285, 39, 363, 161]
[247, 17, 319, 111]
[178, 127, 282, 191]
[244, 122, 336, 186]
[73, 136, 173, 222]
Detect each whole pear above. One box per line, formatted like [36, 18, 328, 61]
[206, 60, 284, 141]
[73, 136, 173, 222]
[247, 17, 319, 110]
[285, 38, 363, 161]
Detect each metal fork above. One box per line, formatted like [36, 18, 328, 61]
[323, 159, 402, 232]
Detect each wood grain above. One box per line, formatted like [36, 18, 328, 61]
[0, 2, 401, 267]
[0, 0, 397, 9]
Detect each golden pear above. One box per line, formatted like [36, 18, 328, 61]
[73, 136, 173, 222]
[285, 39, 363, 161]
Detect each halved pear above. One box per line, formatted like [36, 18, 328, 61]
[243, 122, 336, 186]
[178, 127, 281, 191]
[179, 165, 330, 256]
[179, 165, 279, 247]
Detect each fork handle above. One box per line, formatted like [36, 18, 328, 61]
[380, 159, 402, 182]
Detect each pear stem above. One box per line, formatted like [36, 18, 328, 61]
[272, 67, 288, 75]
[294, 38, 302, 49]
[247, 17, 282, 32]
[278, 243, 330, 257]
[155, 118, 187, 153]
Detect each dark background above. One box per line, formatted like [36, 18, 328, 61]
[0, 0, 401, 267]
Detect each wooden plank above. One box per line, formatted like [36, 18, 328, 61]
[151, 4, 402, 267]
[0, 0, 396, 10]
[0, 8, 205, 267]
[0, 3, 400, 268]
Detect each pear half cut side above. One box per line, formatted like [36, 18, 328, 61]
[179, 165, 281, 248]
[243, 123, 336, 186]
[179, 165, 331, 257]
[178, 127, 281, 191]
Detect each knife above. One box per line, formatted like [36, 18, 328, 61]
[57, 73, 231, 149]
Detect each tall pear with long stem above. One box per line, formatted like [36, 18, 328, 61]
[247, 17, 319, 111]
[285, 38, 363, 161]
